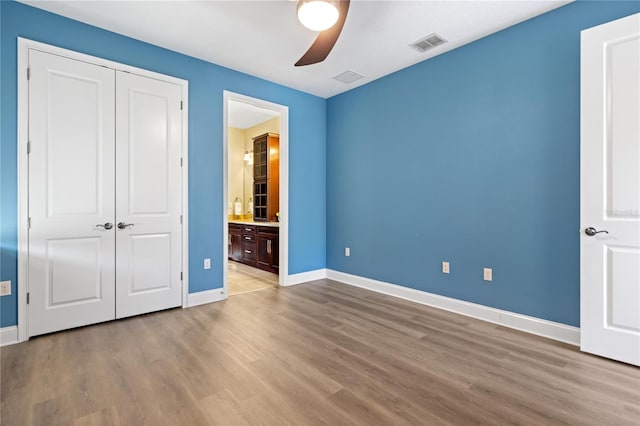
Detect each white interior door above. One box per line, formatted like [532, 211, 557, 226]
[28, 50, 116, 336]
[580, 13, 640, 366]
[115, 71, 183, 318]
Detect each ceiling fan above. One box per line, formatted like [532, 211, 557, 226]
[295, 0, 351, 66]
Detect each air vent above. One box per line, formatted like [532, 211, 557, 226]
[333, 70, 364, 84]
[409, 33, 447, 52]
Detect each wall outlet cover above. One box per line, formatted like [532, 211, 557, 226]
[0, 281, 11, 296]
[484, 268, 493, 281]
[442, 261, 450, 274]
[204, 258, 211, 270]
[345, 247, 350, 257]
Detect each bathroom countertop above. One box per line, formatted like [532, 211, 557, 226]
[229, 219, 280, 228]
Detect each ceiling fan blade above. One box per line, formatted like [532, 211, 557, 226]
[295, 0, 350, 66]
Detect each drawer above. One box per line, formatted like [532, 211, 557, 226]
[242, 243, 257, 261]
[242, 226, 256, 235]
[257, 226, 279, 236]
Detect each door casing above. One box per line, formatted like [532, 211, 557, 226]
[17, 38, 190, 342]
[222, 91, 290, 295]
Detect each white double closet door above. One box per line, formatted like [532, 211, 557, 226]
[28, 50, 183, 337]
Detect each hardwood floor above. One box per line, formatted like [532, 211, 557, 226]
[2, 279, 639, 425]
[228, 261, 278, 296]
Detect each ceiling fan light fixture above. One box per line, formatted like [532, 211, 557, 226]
[297, 0, 339, 32]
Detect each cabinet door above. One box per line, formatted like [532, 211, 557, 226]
[257, 230, 278, 273]
[253, 136, 268, 180]
[229, 228, 242, 261]
[271, 236, 279, 271]
[256, 235, 271, 269]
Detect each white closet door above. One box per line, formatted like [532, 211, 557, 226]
[115, 71, 183, 318]
[28, 50, 116, 336]
[581, 13, 640, 366]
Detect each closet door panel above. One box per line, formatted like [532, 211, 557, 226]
[115, 71, 183, 318]
[28, 50, 116, 336]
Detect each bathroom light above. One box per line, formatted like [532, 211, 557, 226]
[244, 151, 253, 163]
[297, 1, 339, 32]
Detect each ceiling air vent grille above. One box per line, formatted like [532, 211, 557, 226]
[409, 33, 447, 52]
[333, 70, 364, 84]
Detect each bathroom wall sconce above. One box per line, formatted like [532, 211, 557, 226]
[244, 150, 253, 164]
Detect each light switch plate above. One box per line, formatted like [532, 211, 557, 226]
[345, 247, 350, 257]
[0, 281, 11, 296]
[204, 258, 211, 270]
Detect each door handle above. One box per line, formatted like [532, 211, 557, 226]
[117, 222, 135, 230]
[585, 227, 608, 236]
[96, 222, 114, 230]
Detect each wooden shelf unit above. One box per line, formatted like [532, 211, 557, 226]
[252, 133, 279, 222]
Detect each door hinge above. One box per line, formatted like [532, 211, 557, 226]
[27, 67, 30, 80]
[180, 272, 183, 281]
[180, 101, 183, 110]
[27, 217, 31, 229]
[27, 292, 30, 304]
[27, 141, 31, 154]
[180, 215, 183, 225]
[180, 157, 183, 167]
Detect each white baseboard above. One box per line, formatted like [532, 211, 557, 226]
[1, 326, 19, 347]
[283, 268, 327, 286]
[186, 288, 226, 307]
[326, 269, 580, 346]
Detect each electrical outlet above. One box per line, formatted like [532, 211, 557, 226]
[442, 261, 450, 274]
[345, 247, 350, 257]
[0, 281, 11, 296]
[484, 268, 493, 281]
[204, 258, 211, 270]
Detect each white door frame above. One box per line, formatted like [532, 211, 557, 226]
[16, 38, 190, 342]
[222, 91, 289, 294]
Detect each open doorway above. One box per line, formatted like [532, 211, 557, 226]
[223, 92, 289, 296]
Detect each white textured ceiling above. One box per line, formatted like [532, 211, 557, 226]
[19, 0, 571, 98]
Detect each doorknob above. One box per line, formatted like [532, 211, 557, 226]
[96, 222, 114, 230]
[117, 222, 134, 230]
[585, 227, 608, 236]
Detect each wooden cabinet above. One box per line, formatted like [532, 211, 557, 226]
[229, 223, 242, 261]
[228, 223, 279, 274]
[252, 133, 279, 222]
[257, 227, 279, 273]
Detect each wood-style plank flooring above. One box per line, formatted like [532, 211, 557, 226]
[228, 261, 278, 296]
[2, 279, 639, 425]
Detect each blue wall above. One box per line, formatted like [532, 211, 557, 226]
[326, 1, 639, 327]
[2, 1, 637, 330]
[0, 1, 327, 327]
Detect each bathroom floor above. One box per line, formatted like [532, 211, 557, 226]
[228, 261, 278, 296]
